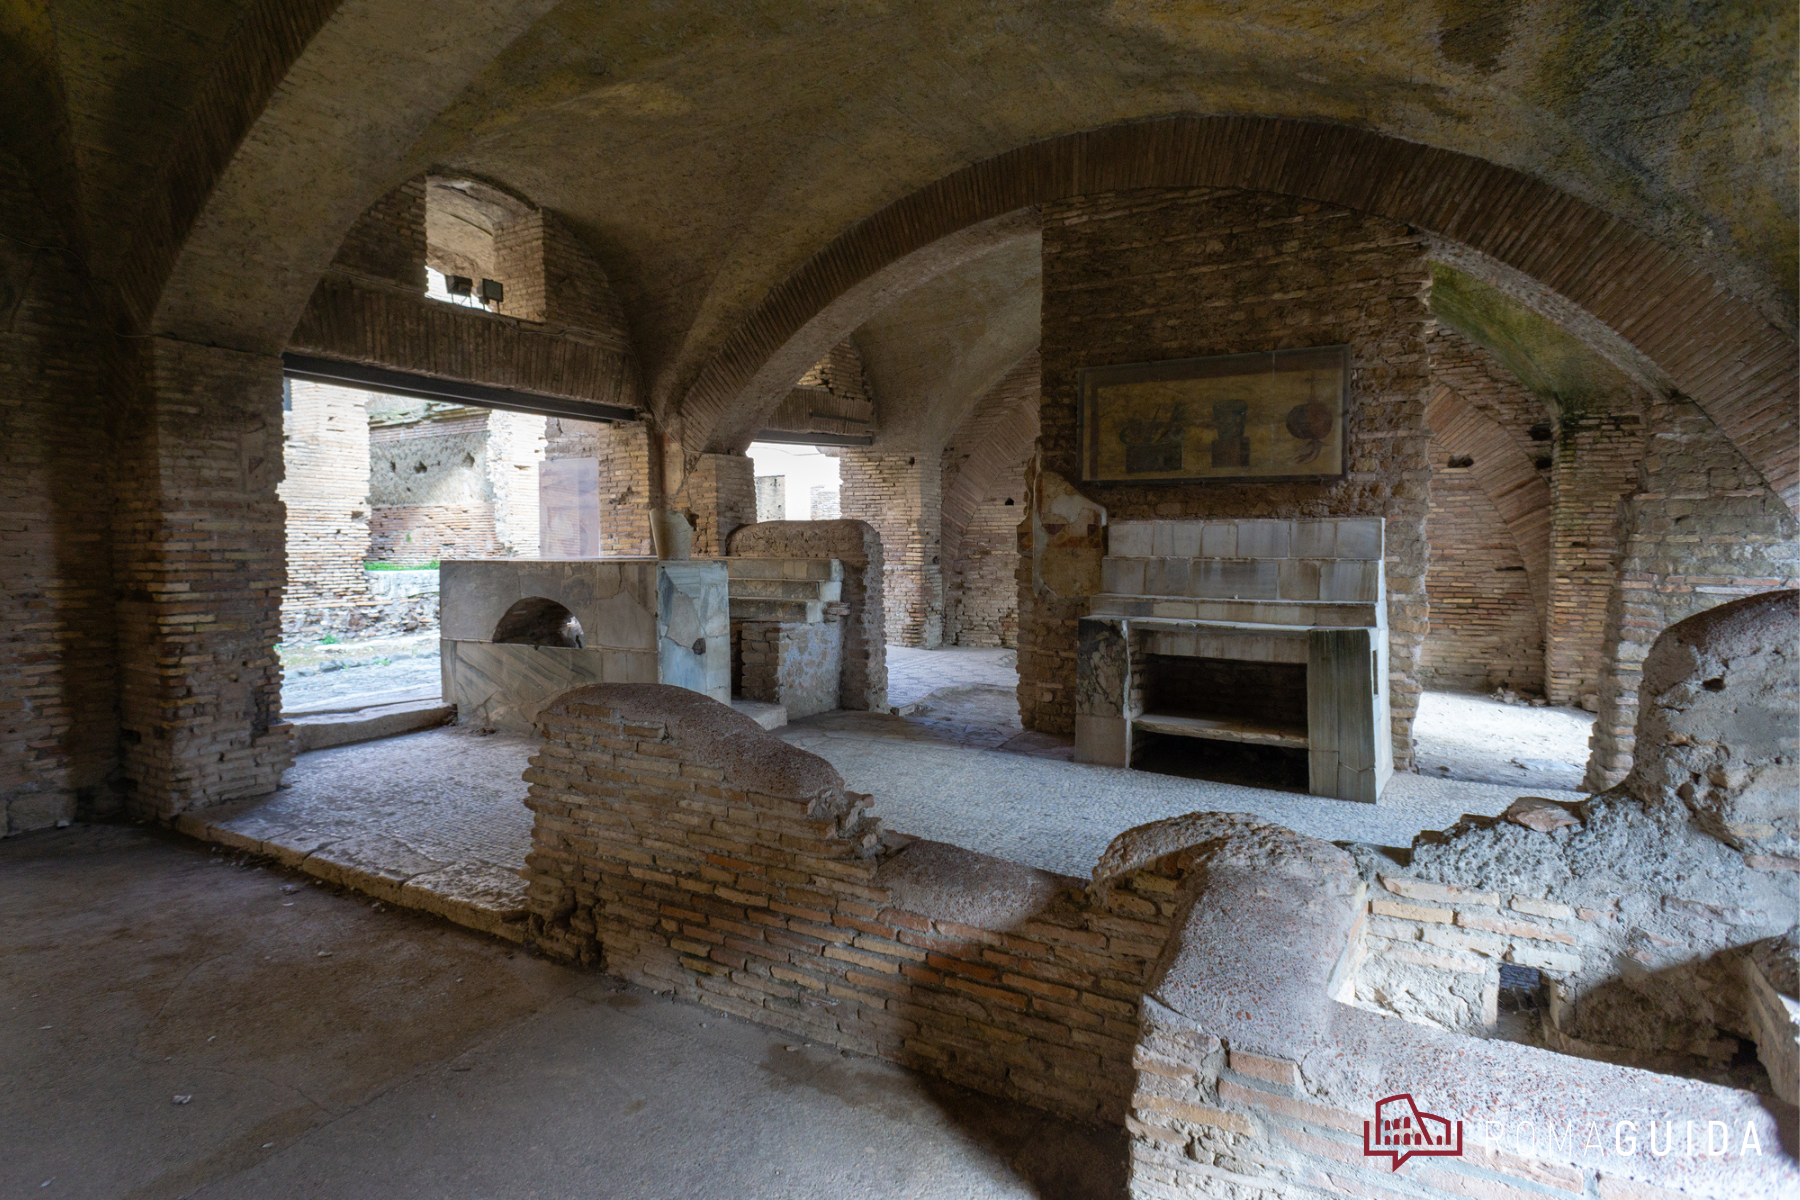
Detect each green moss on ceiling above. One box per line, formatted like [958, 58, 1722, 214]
[1429, 262, 1638, 417]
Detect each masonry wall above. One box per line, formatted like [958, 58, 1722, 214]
[523, 685, 1167, 1124]
[1030, 188, 1433, 765]
[544, 418, 657, 557]
[485, 409, 545, 558]
[941, 355, 1037, 649]
[734, 619, 844, 719]
[0, 154, 118, 835]
[367, 408, 543, 564]
[672, 452, 756, 556]
[840, 450, 943, 647]
[1419, 464, 1544, 692]
[278, 380, 381, 639]
[945, 501, 1024, 648]
[369, 413, 499, 562]
[1549, 411, 1645, 708]
[115, 340, 292, 817]
[1585, 396, 1800, 788]
[291, 178, 642, 416]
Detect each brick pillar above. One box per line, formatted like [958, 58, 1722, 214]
[839, 449, 943, 647]
[1545, 413, 1643, 706]
[115, 339, 292, 817]
[670, 451, 754, 556]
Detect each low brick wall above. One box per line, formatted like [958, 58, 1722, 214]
[1352, 873, 1583, 1033]
[523, 683, 1171, 1121]
[520, 686, 1794, 1197]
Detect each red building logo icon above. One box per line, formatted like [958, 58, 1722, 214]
[1363, 1094, 1464, 1170]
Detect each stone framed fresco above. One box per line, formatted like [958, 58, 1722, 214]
[1077, 345, 1349, 485]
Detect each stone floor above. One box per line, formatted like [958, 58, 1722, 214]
[885, 645, 1017, 710]
[1412, 690, 1596, 791]
[1, 825, 1123, 1200]
[185, 678, 1588, 946]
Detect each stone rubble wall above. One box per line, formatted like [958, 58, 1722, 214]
[1030, 187, 1433, 767]
[280, 381, 378, 637]
[839, 449, 943, 647]
[1352, 593, 1799, 1080]
[729, 521, 887, 712]
[365, 408, 543, 565]
[733, 619, 843, 719]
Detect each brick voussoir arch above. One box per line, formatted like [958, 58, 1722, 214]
[681, 116, 1798, 512]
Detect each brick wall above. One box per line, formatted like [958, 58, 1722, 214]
[0, 153, 118, 834]
[840, 450, 943, 647]
[1584, 395, 1800, 788]
[1419, 465, 1545, 692]
[369, 504, 499, 563]
[671, 452, 755, 556]
[522, 684, 1174, 1123]
[277, 380, 381, 638]
[329, 176, 425, 289]
[763, 340, 877, 440]
[946, 502, 1024, 648]
[942, 354, 1037, 649]
[365, 407, 543, 563]
[729, 521, 887, 711]
[1549, 412, 1644, 707]
[115, 339, 292, 817]
[293, 179, 642, 416]
[1032, 188, 1432, 764]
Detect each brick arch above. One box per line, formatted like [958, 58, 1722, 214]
[1425, 386, 1554, 615]
[679, 117, 1797, 511]
[148, 0, 557, 350]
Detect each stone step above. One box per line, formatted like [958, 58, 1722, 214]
[287, 699, 456, 753]
[729, 597, 824, 624]
[730, 698, 788, 731]
[729, 578, 843, 602]
[726, 557, 841, 582]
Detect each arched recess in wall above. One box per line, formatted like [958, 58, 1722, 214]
[676, 118, 1797, 511]
[1424, 388, 1554, 613]
[940, 351, 1042, 556]
[146, 0, 559, 351]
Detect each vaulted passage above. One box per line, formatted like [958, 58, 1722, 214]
[3, 5, 1796, 1196]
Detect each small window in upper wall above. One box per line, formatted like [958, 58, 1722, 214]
[426, 265, 490, 310]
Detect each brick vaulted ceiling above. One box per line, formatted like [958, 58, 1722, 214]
[9, 1, 1795, 501]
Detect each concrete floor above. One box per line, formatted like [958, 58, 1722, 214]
[1, 825, 1123, 1200]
